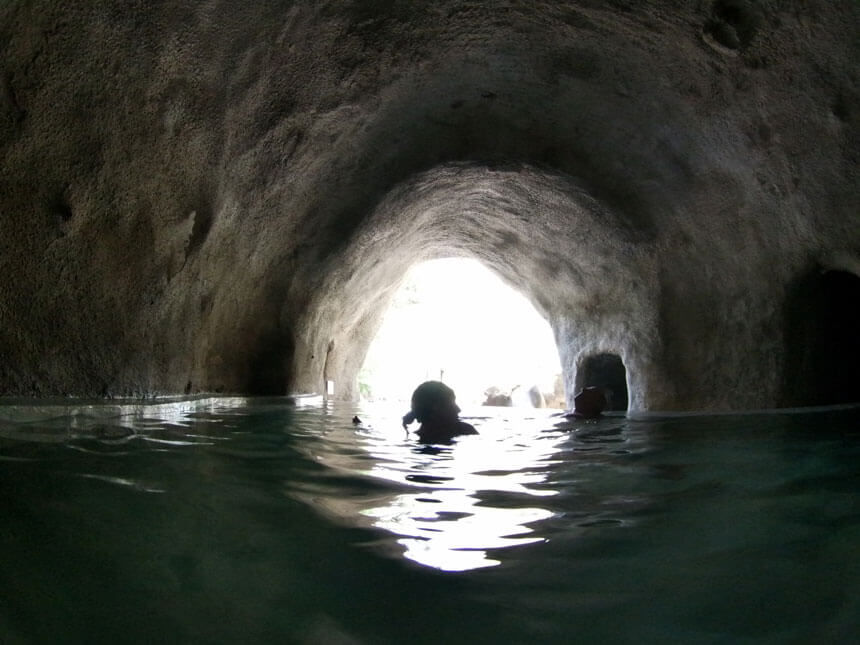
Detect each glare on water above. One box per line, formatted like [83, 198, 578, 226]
[0, 396, 857, 644]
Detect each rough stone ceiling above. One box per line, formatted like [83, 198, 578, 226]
[0, 1, 857, 410]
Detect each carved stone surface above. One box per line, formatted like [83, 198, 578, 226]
[0, 1, 857, 410]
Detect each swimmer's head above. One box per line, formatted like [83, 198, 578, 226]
[404, 381, 460, 426]
[574, 386, 606, 418]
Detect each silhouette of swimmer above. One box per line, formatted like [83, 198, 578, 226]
[568, 386, 607, 419]
[402, 381, 478, 444]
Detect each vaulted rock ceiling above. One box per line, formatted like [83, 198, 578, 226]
[1, 1, 857, 410]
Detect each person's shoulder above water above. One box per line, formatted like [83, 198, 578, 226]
[416, 419, 477, 444]
[456, 420, 478, 435]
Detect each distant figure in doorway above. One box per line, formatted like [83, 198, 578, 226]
[570, 386, 607, 419]
[402, 381, 478, 444]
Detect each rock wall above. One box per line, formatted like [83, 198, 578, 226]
[1, 1, 857, 410]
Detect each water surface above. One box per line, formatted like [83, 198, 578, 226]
[1, 397, 857, 643]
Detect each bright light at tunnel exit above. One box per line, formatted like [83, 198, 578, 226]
[359, 258, 563, 407]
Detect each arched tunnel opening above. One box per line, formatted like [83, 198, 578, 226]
[358, 258, 564, 407]
[783, 269, 860, 407]
[292, 163, 659, 411]
[575, 352, 629, 412]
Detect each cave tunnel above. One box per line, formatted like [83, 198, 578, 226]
[0, 2, 856, 414]
[289, 163, 662, 411]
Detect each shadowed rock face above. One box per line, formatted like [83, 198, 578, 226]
[0, 1, 857, 410]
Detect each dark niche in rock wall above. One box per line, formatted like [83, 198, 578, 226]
[782, 269, 860, 406]
[576, 352, 629, 412]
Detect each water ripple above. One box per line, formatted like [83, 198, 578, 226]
[283, 402, 632, 570]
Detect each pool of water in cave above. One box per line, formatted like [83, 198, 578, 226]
[0, 397, 857, 643]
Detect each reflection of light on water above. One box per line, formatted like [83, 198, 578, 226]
[362, 487, 553, 571]
[317, 406, 569, 571]
[0, 395, 252, 439]
[76, 473, 166, 494]
[288, 404, 574, 571]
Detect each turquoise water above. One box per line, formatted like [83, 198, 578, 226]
[0, 397, 857, 644]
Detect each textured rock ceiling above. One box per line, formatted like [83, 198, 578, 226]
[0, 1, 858, 410]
